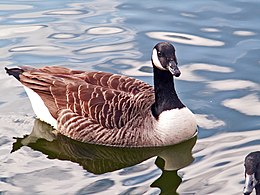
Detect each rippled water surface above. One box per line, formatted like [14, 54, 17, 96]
[0, 0, 259, 194]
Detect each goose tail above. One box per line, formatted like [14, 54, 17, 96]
[5, 67, 24, 81]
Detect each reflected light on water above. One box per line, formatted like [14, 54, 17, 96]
[180, 12, 197, 18]
[195, 114, 225, 129]
[207, 79, 260, 91]
[146, 31, 225, 47]
[44, 9, 88, 15]
[233, 30, 256, 36]
[201, 28, 221, 32]
[223, 93, 260, 116]
[86, 27, 124, 35]
[0, 25, 46, 38]
[48, 33, 79, 39]
[0, 4, 33, 11]
[179, 63, 233, 82]
[9, 45, 62, 52]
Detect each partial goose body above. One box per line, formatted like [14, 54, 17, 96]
[244, 151, 260, 195]
[5, 42, 197, 147]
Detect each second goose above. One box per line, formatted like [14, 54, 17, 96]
[5, 42, 197, 147]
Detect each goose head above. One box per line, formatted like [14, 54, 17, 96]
[243, 151, 260, 195]
[151, 42, 181, 77]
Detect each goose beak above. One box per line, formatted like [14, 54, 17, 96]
[243, 173, 256, 195]
[167, 60, 181, 77]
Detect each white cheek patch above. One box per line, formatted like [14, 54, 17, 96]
[243, 173, 256, 194]
[152, 49, 166, 70]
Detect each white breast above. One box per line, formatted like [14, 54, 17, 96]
[23, 86, 57, 129]
[155, 107, 197, 145]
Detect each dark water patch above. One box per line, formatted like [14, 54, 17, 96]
[214, 161, 230, 167]
[76, 179, 114, 195]
[119, 186, 151, 195]
[0, 177, 8, 183]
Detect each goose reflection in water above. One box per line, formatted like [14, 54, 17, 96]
[12, 119, 197, 194]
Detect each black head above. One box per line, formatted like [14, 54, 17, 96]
[243, 151, 260, 195]
[151, 42, 180, 77]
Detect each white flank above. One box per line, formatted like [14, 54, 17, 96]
[23, 86, 57, 129]
[155, 107, 197, 145]
[152, 48, 166, 70]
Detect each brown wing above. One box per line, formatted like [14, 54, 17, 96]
[19, 66, 154, 129]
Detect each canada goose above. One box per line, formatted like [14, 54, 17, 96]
[243, 151, 260, 195]
[5, 42, 197, 147]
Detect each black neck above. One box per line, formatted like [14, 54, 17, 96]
[256, 184, 260, 195]
[152, 65, 185, 118]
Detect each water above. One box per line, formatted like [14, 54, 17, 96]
[0, 0, 259, 194]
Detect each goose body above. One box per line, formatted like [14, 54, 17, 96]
[244, 151, 260, 195]
[6, 42, 197, 147]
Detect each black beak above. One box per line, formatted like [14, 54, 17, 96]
[167, 60, 181, 77]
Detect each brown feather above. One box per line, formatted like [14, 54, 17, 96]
[18, 66, 154, 135]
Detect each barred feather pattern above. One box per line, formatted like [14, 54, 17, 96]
[19, 66, 161, 146]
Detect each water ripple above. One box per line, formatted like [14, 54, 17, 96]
[44, 9, 88, 16]
[77, 179, 115, 194]
[223, 93, 260, 116]
[86, 27, 124, 35]
[9, 45, 63, 52]
[200, 27, 221, 32]
[119, 186, 152, 195]
[233, 30, 256, 36]
[195, 114, 225, 129]
[0, 25, 47, 38]
[146, 31, 225, 47]
[122, 169, 160, 186]
[48, 33, 80, 39]
[179, 63, 234, 82]
[75, 42, 135, 54]
[119, 164, 151, 176]
[179, 129, 260, 195]
[207, 79, 260, 91]
[0, 4, 33, 11]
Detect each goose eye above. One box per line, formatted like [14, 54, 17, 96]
[158, 52, 163, 57]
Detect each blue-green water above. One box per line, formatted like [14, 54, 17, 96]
[0, 0, 259, 194]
